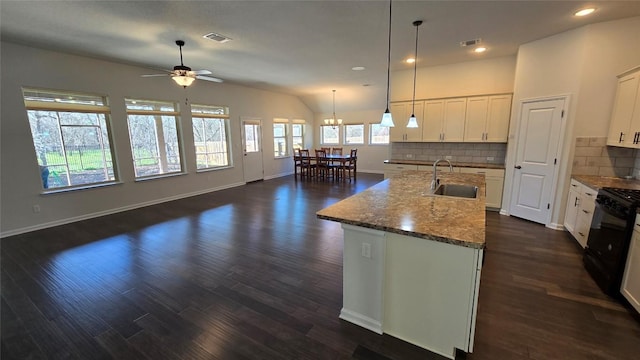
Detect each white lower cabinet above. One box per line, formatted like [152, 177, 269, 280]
[459, 168, 504, 209]
[383, 163, 418, 179]
[563, 179, 596, 248]
[621, 215, 640, 314]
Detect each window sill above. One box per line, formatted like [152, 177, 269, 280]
[196, 165, 234, 173]
[274, 155, 291, 160]
[41, 181, 122, 195]
[134, 172, 186, 182]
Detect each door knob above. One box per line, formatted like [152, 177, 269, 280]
[515, 165, 522, 169]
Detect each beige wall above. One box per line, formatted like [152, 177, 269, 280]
[1, 42, 314, 236]
[503, 16, 640, 227]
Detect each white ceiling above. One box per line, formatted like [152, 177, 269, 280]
[2, 0, 640, 113]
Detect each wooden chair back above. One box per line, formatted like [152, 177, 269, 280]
[331, 147, 343, 155]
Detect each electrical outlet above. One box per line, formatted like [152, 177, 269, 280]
[361, 243, 371, 258]
[445, 155, 452, 160]
[487, 156, 494, 161]
[33, 205, 40, 213]
[405, 154, 414, 159]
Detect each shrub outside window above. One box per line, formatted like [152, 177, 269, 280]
[22, 88, 117, 189]
[191, 104, 231, 170]
[126, 99, 183, 178]
[320, 125, 339, 145]
[273, 119, 288, 158]
[370, 123, 390, 144]
[344, 124, 364, 145]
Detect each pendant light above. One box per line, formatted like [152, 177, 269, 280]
[407, 20, 422, 128]
[323, 89, 343, 129]
[380, 0, 395, 127]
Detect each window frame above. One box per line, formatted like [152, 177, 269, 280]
[320, 125, 340, 145]
[369, 123, 390, 145]
[273, 119, 289, 158]
[291, 120, 305, 151]
[191, 103, 232, 171]
[22, 87, 118, 191]
[125, 98, 184, 179]
[343, 123, 365, 145]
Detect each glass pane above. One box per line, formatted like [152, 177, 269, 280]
[292, 124, 303, 137]
[128, 115, 159, 177]
[61, 126, 112, 186]
[345, 124, 364, 144]
[193, 117, 229, 169]
[244, 124, 260, 153]
[321, 126, 339, 145]
[370, 124, 390, 144]
[162, 116, 182, 173]
[273, 123, 286, 137]
[274, 138, 287, 157]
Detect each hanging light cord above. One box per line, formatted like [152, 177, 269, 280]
[385, 0, 392, 111]
[411, 21, 421, 116]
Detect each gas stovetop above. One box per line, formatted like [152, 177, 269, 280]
[601, 187, 640, 207]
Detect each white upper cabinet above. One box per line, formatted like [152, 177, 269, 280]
[607, 67, 640, 148]
[464, 95, 512, 143]
[390, 101, 424, 142]
[422, 98, 466, 142]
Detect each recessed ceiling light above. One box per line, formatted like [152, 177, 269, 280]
[474, 47, 487, 53]
[352, 66, 366, 71]
[406, 58, 416, 64]
[574, 8, 596, 17]
[203, 32, 232, 43]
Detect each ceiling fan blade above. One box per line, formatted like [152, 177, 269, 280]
[196, 75, 224, 83]
[141, 74, 170, 77]
[192, 69, 212, 75]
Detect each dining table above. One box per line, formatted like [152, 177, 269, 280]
[293, 153, 357, 180]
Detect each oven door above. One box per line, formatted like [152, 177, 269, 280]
[583, 196, 633, 295]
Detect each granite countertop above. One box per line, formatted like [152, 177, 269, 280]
[384, 159, 505, 169]
[572, 175, 640, 191]
[316, 171, 486, 249]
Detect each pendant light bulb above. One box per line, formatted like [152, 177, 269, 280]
[381, 0, 395, 127]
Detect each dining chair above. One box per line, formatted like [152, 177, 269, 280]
[342, 148, 357, 182]
[299, 149, 315, 178]
[321, 147, 331, 153]
[294, 148, 303, 177]
[331, 147, 343, 155]
[315, 149, 333, 180]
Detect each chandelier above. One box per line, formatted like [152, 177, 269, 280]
[324, 89, 343, 129]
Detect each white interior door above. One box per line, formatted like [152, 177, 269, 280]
[509, 98, 565, 224]
[242, 118, 264, 182]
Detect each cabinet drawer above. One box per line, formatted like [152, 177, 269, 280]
[459, 167, 505, 178]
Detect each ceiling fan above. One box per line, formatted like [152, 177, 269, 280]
[141, 40, 223, 87]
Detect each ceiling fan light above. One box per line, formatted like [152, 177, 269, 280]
[172, 75, 196, 87]
[407, 115, 419, 128]
[380, 109, 395, 127]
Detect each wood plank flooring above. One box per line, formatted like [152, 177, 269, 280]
[2, 173, 639, 359]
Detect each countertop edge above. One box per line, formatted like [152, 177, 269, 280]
[384, 159, 505, 170]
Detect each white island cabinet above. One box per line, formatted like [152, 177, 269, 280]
[317, 171, 486, 359]
[621, 214, 640, 314]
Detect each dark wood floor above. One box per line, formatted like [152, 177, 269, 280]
[2, 173, 639, 360]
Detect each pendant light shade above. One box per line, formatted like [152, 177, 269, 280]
[380, 0, 395, 127]
[406, 20, 422, 129]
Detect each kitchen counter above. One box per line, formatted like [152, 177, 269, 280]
[572, 175, 640, 192]
[384, 159, 505, 169]
[316, 170, 485, 358]
[316, 171, 486, 249]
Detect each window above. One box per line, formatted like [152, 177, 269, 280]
[126, 99, 182, 178]
[320, 125, 339, 145]
[22, 88, 117, 189]
[370, 123, 390, 144]
[344, 124, 364, 145]
[292, 121, 305, 150]
[191, 104, 231, 170]
[273, 119, 288, 157]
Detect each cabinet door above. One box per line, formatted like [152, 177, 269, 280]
[464, 96, 488, 142]
[485, 95, 512, 142]
[621, 228, 640, 313]
[564, 185, 580, 236]
[423, 100, 444, 142]
[442, 98, 466, 142]
[485, 176, 504, 209]
[607, 71, 640, 147]
[390, 102, 407, 142]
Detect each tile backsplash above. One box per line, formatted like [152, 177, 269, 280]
[390, 142, 506, 164]
[572, 136, 636, 177]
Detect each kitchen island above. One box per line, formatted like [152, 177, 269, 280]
[316, 171, 486, 359]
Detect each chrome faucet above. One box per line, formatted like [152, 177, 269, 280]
[430, 159, 453, 191]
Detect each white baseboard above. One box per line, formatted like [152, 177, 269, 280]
[339, 308, 383, 335]
[546, 222, 565, 231]
[499, 209, 509, 216]
[264, 171, 294, 180]
[0, 181, 245, 238]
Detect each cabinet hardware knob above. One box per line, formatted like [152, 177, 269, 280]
[579, 232, 585, 237]
[582, 210, 589, 214]
[515, 165, 522, 169]
[620, 132, 624, 142]
[574, 198, 579, 206]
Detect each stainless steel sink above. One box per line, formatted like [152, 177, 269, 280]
[430, 184, 478, 199]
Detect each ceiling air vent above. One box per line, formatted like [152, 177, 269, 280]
[460, 38, 481, 47]
[203, 32, 232, 43]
